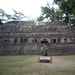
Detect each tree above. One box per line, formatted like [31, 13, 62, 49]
[59, 0, 75, 27]
[0, 9, 7, 21]
[11, 9, 26, 20]
[37, 3, 63, 22]
[37, 16, 44, 21]
[54, 0, 75, 27]
[40, 4, 56, 21]
[0, 19, 3, 25]
[54, 0, 62, 5]
[37, 3, 55, 21]
[60, 0, 75, 15]
[54, 9, 63, 21]
[0, 9, 26, 23]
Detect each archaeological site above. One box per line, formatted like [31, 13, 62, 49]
[0, 21, 75, 55]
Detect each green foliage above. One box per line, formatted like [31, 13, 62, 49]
[54, 0, 62, 5]
[37, 3, 63, 22]
[0, 9, 7, 21]
[59, 0, 75, 25]
[38, 0, 75, 26]
[11, 9, 26, 20]
[53, 0, 75, 26]
[0, 9, 26, 23]
[41, 4, 52, 19]
[0, 19, 3, 25]
[60, 0, 75, 14]
[37, 16, 44, 21]
[55, 9, 63, 21]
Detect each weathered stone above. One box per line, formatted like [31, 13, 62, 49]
[0, 21, 75, 55]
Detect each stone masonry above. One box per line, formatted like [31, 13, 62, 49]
[0, 21, 75, 55]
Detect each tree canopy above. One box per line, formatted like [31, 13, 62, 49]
[37, 3, 63, 22]
[54, 0, 75, 26]
[37, 0, 75, 27]
[0, 9, 26, 24]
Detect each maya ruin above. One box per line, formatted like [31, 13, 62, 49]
[0, 21, 75, 55]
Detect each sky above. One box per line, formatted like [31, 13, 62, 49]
[0, 0, 56, 20]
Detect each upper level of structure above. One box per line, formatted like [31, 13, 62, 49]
[0, 21, 75, 44]
[0, 21, 68, 32]
[0, 20, 75, 35]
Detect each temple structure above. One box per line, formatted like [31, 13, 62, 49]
[0, 21, 75, 55]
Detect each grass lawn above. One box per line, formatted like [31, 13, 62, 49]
[0, 55, 75, 75]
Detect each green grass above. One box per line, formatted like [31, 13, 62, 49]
[0, 55, 75, 75]
[57, 55, 75, 60]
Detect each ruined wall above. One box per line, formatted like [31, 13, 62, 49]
[0, 21, 75, 55]
[0, 43, 75, 55]
[47, 44, 75, 55]
[0, 44, 41, 55]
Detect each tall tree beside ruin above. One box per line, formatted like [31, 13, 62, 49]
[60, 0, 75, 27]
[40, 4, 55, 21]
[54, 0, 75, 26]
[37, 3, 63, 22]
[38, 0, 75, 26]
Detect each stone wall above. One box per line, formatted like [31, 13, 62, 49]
[0, 44, 41, 55]
[47, 44, 75, 55]
[0, 21, 75, 55]
[0, 43, 75, 55]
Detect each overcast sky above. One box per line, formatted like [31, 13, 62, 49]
[0, 0, 56, 20]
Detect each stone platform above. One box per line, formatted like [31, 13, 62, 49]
[38, 56, 52, 63]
